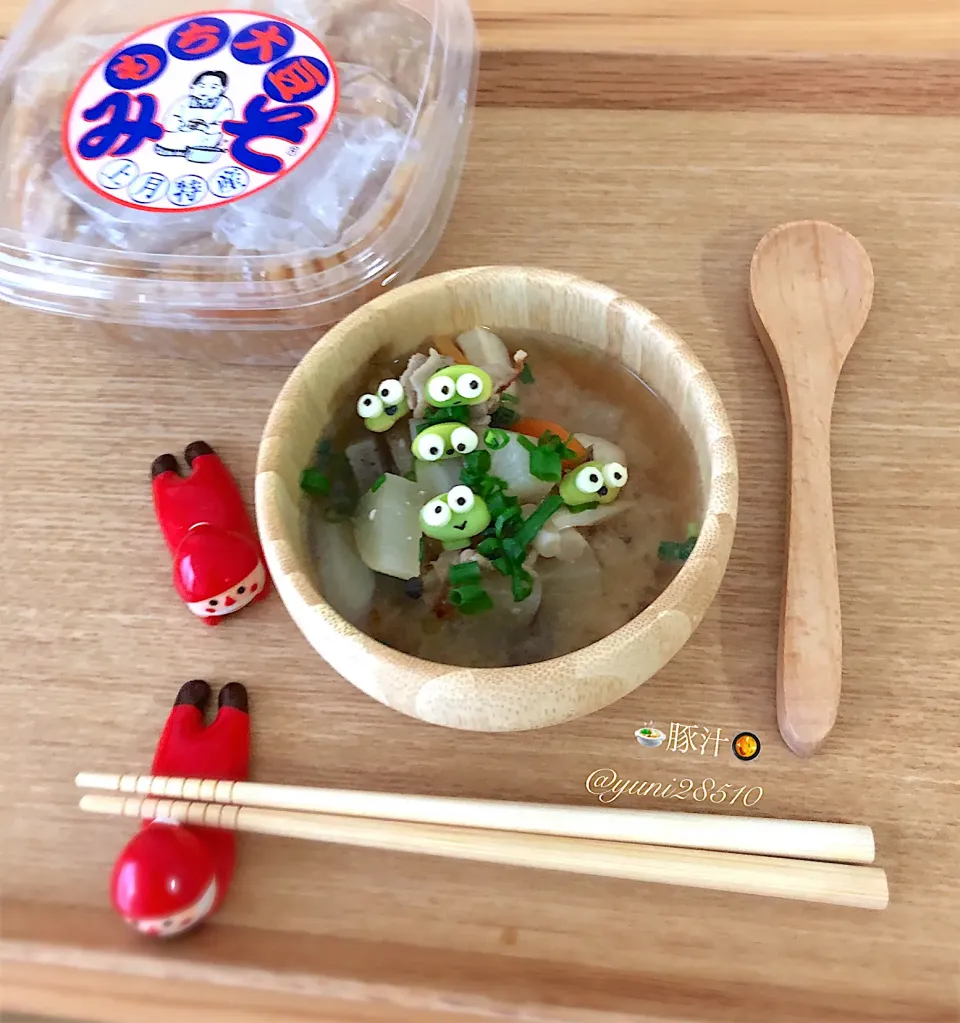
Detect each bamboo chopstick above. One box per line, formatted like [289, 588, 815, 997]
[75, 772, 876, 865]
[78, 793, 889, 910]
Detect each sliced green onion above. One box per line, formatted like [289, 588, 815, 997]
[528, 447, 563, 482]
[462, 449, 491, 475]
[658, 537, 697, 562]
[487, 490, 520, 521]
[501, 536, 525, 564]
[510, 568, 534, 602]
[517, 435, 536, 453]
[300, 468, 331, 495]
[449, 583, 489, 607]
[424, 405, 470, 426]
[500, 392, 519, 406]
[490, 406, 519, 429]
[519, 363, 535, 384]
[495, 509, 522, 537]
[515, 494, 564, 550]
[371, 473, 386, 492]
[454, 592, 495, 615]
[448, 561, 482, 586]
[479, 475, 507, 498]
[484, 428, 511, 450]
[477, 537, 502, 558]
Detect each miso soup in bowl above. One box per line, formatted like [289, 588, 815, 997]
[256, 266, 738, 731]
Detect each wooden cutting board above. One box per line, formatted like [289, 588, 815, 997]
[2, 6, 960, 1023]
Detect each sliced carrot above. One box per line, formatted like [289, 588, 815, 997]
[430, 334, 469, 364]
[511, 417, 588, 468]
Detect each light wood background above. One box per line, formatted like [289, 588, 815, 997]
[2, 104, 960, 1021]
[1, 0, 960, 53]
[2, 1, 959, 117]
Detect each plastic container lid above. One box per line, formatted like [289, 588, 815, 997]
[0, 0, 477, 336]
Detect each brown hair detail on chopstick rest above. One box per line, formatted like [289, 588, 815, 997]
[77, 773, 888, 912]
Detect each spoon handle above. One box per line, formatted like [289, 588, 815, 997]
[779, 402, 843, 757]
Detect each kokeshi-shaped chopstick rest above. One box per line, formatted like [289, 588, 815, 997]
[749, 221, 874, 758]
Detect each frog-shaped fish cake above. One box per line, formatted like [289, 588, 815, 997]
[412, 423, 480, 461]
[356, 379, 409, 432]
[559, 460, 628, 506]
[424, 365, 493, 408]
[419, 485, 491, 550]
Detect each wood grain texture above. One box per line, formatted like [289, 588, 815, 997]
[477, 53, 960, 115]
[257, 265, 737, 731]
[2, 2, 959, 116]
[750, 222, 875, 757]
[3, 107, 960, 1021]
[76, 770, 879, 862]
[78, 793, 888, 908]
[2, 0, 960, 55]
[469, 0, 960, 55]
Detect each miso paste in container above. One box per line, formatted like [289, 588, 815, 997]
[0, 0, 478, 363]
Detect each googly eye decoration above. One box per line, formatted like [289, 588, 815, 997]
[603, 462, 628, 488]
[575, 465, 605, 494]
[416, 433, 445, 462]
[377, 379, 404, 405]
[426, 374, 456, 405]
[357, 393, 384, 419]
[450, 426, 479, 455]
[455, 373, 484, 400]
[421, 499, 452, 528]
[447, 485, 476, 514]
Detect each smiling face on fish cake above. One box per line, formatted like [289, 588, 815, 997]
[419, 486, 491, 549]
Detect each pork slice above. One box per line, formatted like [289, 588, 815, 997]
[400, 348, 453, 417]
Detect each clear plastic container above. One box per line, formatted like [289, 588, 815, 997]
[0, 0, 477, 363]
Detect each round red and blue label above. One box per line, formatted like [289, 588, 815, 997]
[63, 10, 339, 213]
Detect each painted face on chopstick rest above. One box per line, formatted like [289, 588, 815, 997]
[356, 379, 409, 432]
[412, 423, 480, 462]
[424, 365, 493, 408]
[185, 560, 266, 619]
[559, 461, 629, 506]
[419, 486, 491, 549]
[132, 878, 218, 938]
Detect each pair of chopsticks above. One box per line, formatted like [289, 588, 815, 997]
[76, 773, 888, 910]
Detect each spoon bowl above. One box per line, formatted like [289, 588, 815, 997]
[750, 221, 874, 757]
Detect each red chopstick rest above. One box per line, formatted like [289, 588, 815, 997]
[151, 441, 269, 624]
[109, 680, 250, 937]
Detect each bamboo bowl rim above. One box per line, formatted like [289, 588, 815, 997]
[255, 266, 738, 731]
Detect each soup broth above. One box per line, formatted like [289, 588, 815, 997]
[306, 330, 703, 668]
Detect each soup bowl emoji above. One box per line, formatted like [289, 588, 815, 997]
[256, 266, 738, 732]
[635, 726, 667, 748]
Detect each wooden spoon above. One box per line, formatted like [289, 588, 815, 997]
[749, 221, 874, 758]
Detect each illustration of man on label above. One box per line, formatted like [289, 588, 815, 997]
[155, 70, 233, 163]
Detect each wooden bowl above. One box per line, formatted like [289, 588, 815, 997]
[256, 266, 738, 731]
